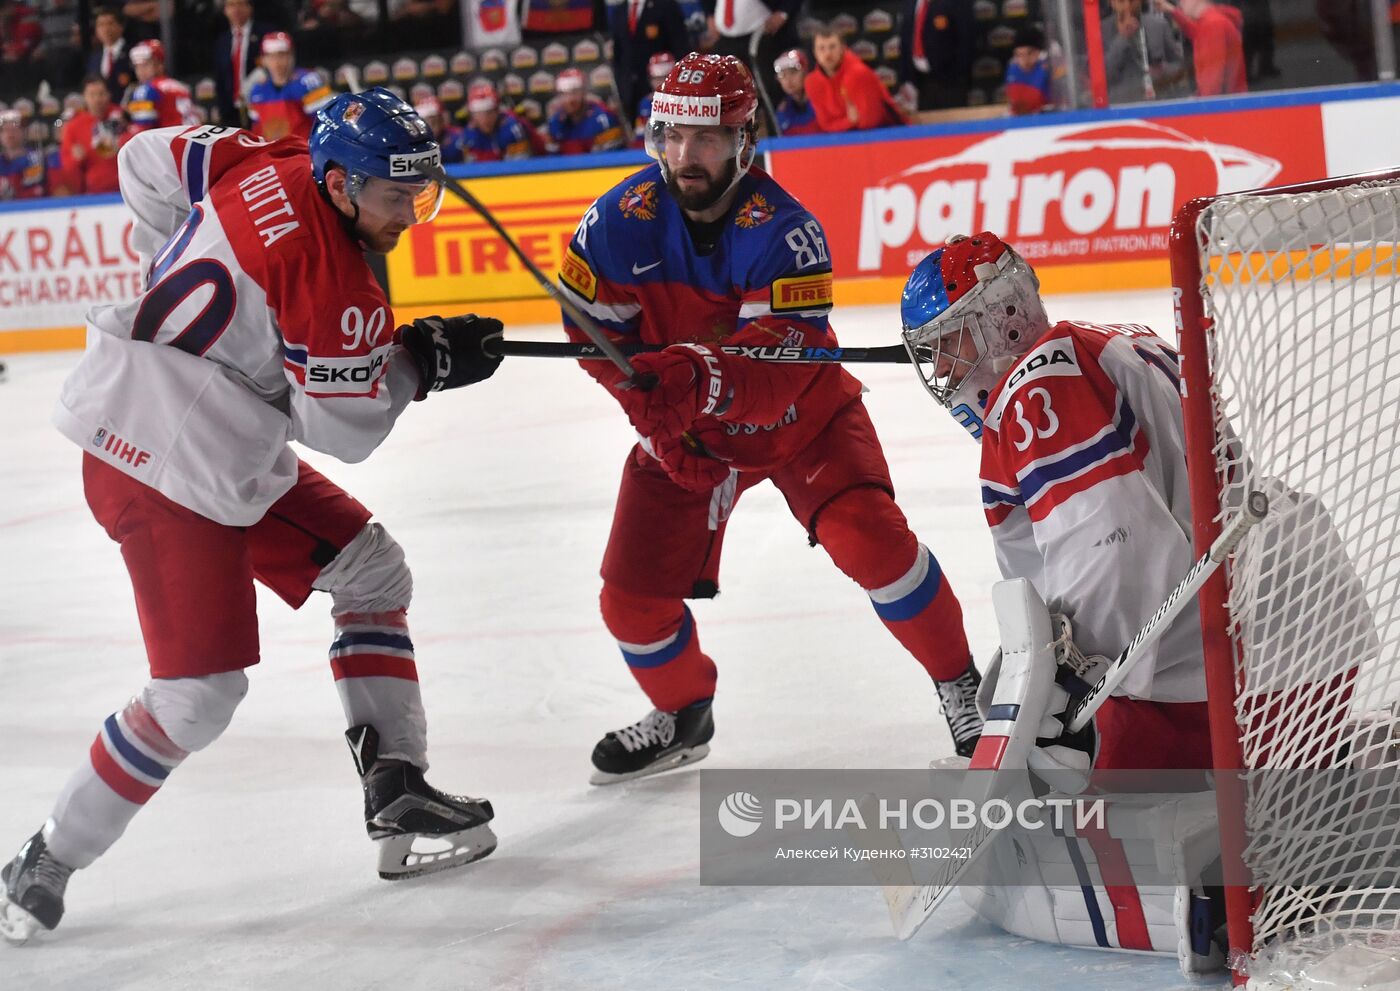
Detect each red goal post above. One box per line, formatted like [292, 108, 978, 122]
[1170, 170, 1400, 987]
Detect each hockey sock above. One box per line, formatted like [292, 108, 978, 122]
[46, 697, 189, 869]
[600, 584, 717, 712]
[813, 489, 972, 682]
[329, 609, 428, 769]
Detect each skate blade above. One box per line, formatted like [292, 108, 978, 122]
[0, 894, 43, 946]
[375, 822, 497, 881]
[589, 743, 711, 786]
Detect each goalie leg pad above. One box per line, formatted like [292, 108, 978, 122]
[962, 790, 1223, 975]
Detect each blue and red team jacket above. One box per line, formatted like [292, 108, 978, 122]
[547, 99, 625, 155]
[1005, 57, 1053, 115]
[555, 162, 861, 470]
[247, 69, 335, 141]
[0, 148, 46, 199]
[462, 110, 535, 162]
[775, 96, 821, 136]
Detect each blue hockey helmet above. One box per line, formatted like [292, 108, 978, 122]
[900, 232, 1048, 441]
[309, 87, 445, 223]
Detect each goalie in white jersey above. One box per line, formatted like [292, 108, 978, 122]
[899, 233, 1227, 971]
[1, 88, 508, 943]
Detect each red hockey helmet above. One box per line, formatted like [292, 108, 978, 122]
[647, 53, 759, 199]
[555, 68, 586, 93]
[647, 51, 676, 82]
[261, 31, 294, 55]
[131, 40, 165, 65]
[773, 49, 808, 75]
[900, 232, 1050, 438]
[651, 52, 757, 129]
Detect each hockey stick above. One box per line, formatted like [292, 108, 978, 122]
[415, 163, 641, 381]
[490, 339, 913, 364]
[748, 28, 782, 136]
[870, 490, 1269, 941]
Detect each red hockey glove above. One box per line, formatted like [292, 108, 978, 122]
[614, 344, 732, 440]
[652, 424, 735, 493]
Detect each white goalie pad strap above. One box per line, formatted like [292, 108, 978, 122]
[961, 791, 1221, 967]
[975, 579, 1059, 769]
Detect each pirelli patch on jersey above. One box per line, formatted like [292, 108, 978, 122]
[770, 272, 833, 313]
[559, 246, 597, 302]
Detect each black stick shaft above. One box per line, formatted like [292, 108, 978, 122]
[490, 339, 913, 364]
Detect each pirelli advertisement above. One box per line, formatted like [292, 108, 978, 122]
[1, 91, 1397, 347]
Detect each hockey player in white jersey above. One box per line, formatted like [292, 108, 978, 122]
[1, 89, 505, 944]
[899, 233, 1226, 969]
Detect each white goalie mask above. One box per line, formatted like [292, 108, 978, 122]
[900, 233, 1050, 440]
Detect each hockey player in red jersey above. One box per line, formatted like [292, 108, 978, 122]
[900, 232, 1213, 774]
[123, 40, 200, 131]
[0, 89, 506, 944]
[560, 53, 982, 784]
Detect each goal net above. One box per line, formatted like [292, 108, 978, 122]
[1172, 171, 1400, 989]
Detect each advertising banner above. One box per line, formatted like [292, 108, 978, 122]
[771, 106, 1329, 278]
[0, 200, 143, 332]
[385, 164, 640, 307]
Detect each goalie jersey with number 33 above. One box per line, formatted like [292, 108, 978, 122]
[978, 320, 1204, 703]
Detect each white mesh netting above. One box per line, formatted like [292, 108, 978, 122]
[1194, 180, 1400, 990]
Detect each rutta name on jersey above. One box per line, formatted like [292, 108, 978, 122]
[238, 164, 301, 247]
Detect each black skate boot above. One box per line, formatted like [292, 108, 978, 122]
[590, 698, 714, 785]
[345, 725, 497, 880]
[936, 661, 984, 759]
[0, 827, 74, 944]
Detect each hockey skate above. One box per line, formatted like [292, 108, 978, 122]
[936, 661, 984, 759]
[346, 726, 497, 881]
[0, 827, 73, 945]
[590, 698, 714, 785]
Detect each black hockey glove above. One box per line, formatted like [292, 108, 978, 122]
[396, 314, 504, 400]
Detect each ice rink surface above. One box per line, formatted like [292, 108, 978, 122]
[0, 293, 1227, 991]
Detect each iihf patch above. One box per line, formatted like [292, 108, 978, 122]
[734, 192, 774, 229]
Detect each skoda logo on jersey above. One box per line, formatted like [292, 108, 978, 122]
[718, 791, 764, 837]
[388, 149, 441, 177]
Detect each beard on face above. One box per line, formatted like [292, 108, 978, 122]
[665, 157, 737, 212]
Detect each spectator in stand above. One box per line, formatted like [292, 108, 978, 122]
[1, 0, 43, 62]
[547, 68, 626, 154]
[86, 6, 133, 102]
[246, 32, 333, 140]
[610, 0, 688, 121]
[772, 47, 820, 135]
[125, 40, 201, 130]
[120, 0, 159, 44]
[415, 95, 467, 163]
[1102, 0, 1186, 103]
[705, 0, 800, 123]
[215, 0, 272, 127]
[1004, 25, 1053, 115]
[460, 80, 538, 161]
[1154, 0, 1246, 95]
[805, 26, 906, 132]
[60, 74, 129, 194]
[631, 51, 674, 146]
[897, 0, 974, 112]
[0, 110, 45, 200]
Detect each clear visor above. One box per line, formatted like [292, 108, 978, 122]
[645, 120, 741, 170]
[349, 172, 445, 225]
[902, 306, 988, 408]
